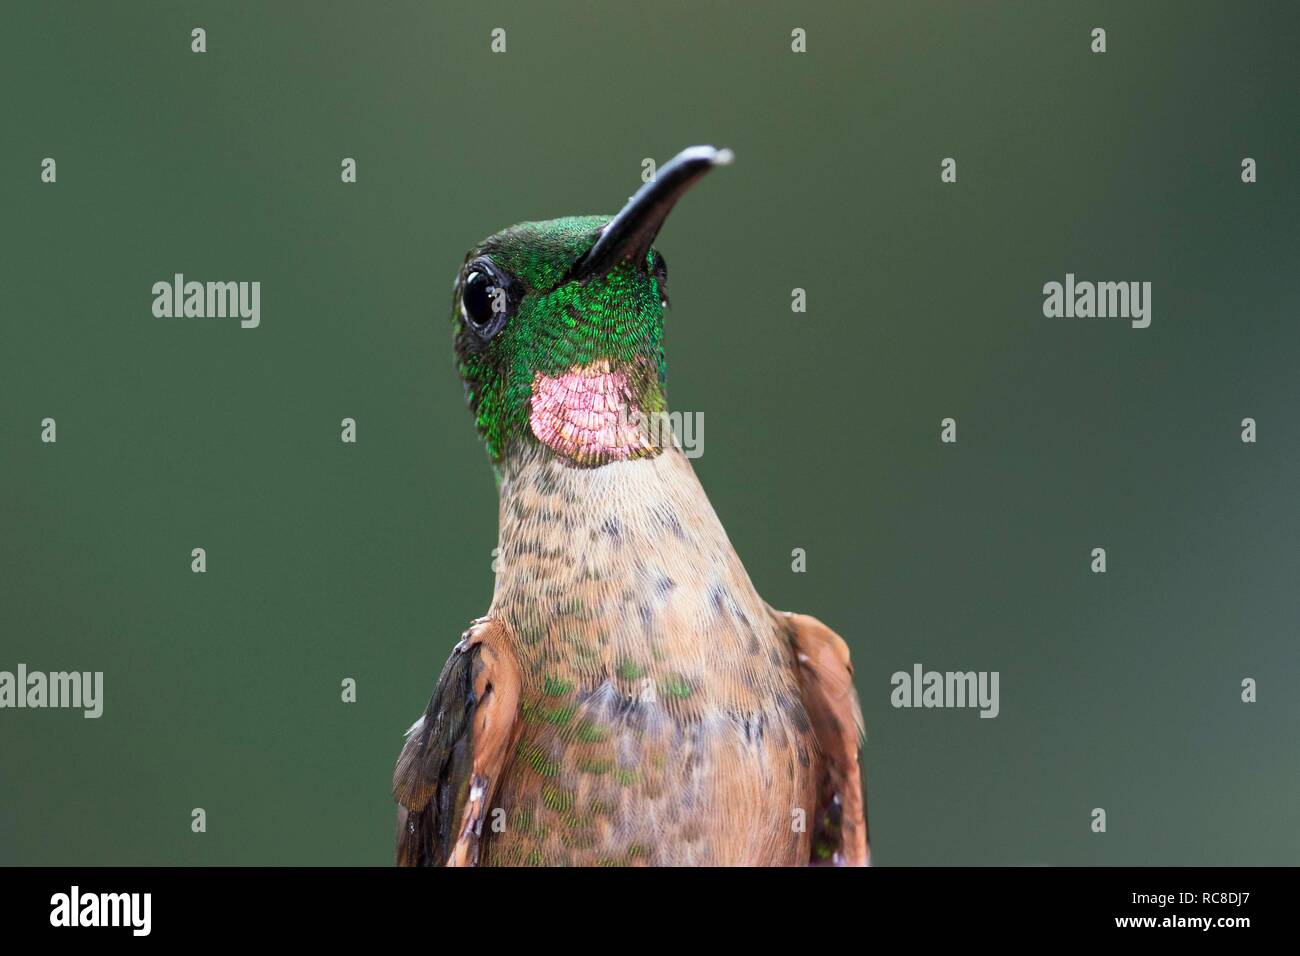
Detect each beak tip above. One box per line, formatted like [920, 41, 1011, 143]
[571, 144, 734, 281]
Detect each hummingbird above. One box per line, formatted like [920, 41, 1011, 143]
[393, 146, 868, 866]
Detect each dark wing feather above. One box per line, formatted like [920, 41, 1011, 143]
[393, 618, 521, 867]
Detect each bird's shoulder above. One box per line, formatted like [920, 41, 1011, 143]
[771, 608, 870, 865]
[393, 617, 522, 866]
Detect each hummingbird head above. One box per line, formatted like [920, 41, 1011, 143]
[451, 146, 732, 468]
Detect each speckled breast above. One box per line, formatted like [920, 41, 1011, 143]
[480, 445, 820, 866]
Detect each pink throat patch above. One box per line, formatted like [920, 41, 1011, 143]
[529, 363, 657, 464]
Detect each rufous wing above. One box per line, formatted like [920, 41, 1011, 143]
[781, 611, 869, 866]
[392, 618, 522, 866]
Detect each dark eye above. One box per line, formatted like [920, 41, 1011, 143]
[461, 258, 511, 340]
[463, 271, 495, 326]
[652, 252, 669, 306]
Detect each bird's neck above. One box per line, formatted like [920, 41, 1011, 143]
[489, 443, 774, 683]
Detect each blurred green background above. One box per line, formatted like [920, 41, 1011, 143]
[1, 0, 1296, 865]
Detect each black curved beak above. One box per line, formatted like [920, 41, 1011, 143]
[570, 145, 733, 282]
